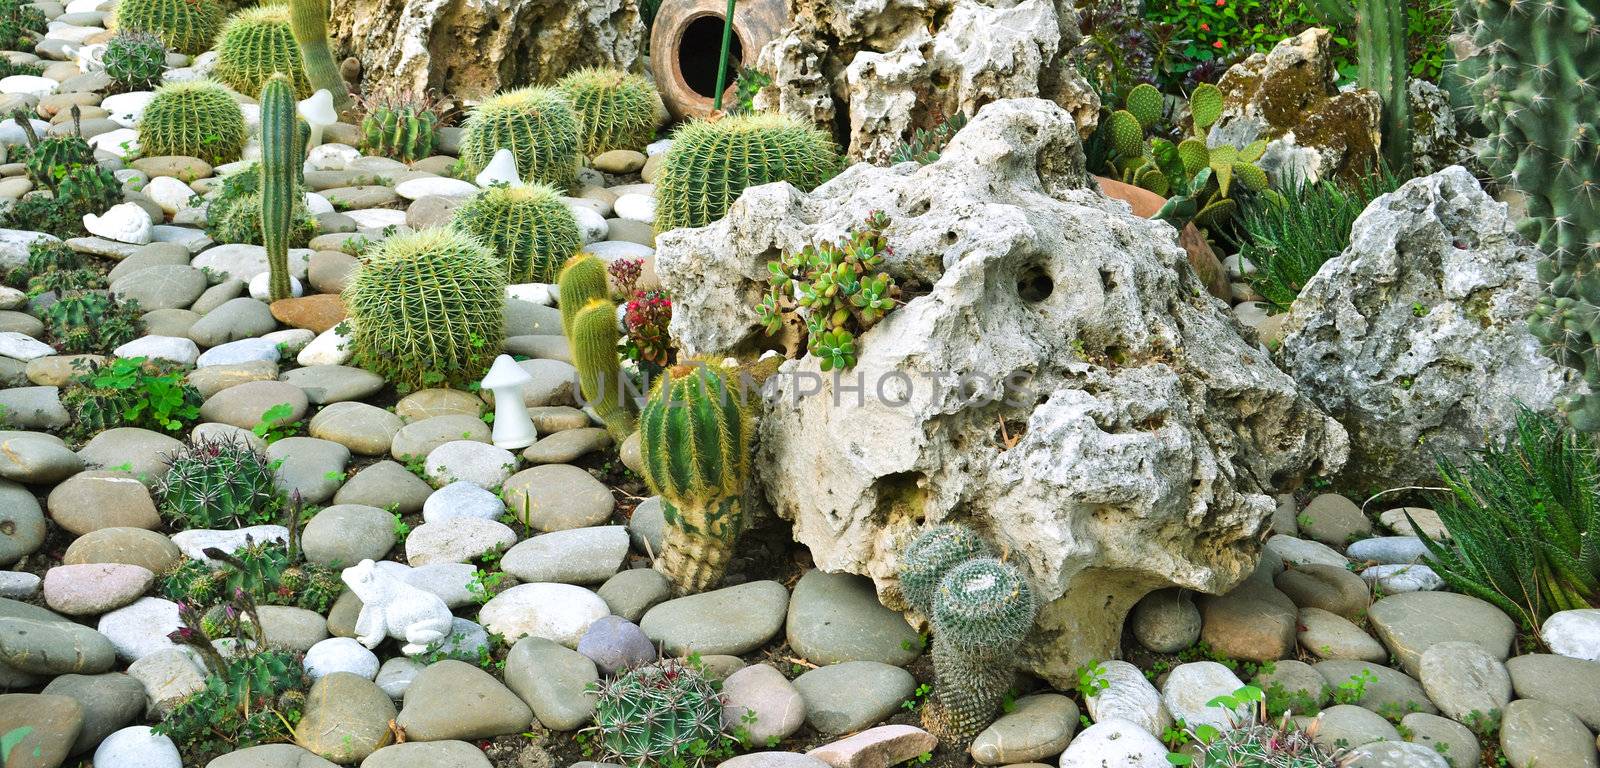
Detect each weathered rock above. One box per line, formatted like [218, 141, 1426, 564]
[293, 673, 395, 763]
[1278, 166, 1575, 489]
[655, 98, 1345, 688]
[330, 0, 645, 103]
[1209, 27, 1380, 184]
[1500, 698, 1599, 768]
[1367, 591, 1515, 677]
[753, 0, 1097, 162]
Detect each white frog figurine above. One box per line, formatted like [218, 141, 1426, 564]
[341, 559, 453, 655]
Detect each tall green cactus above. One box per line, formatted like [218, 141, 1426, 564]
[1307, 0, 1410, 172]
[286, 0, 349, 112]
[1457, 0, 1600, 428]
[570, 298, 637, 444]
[557, 253, 609, 339]
[259, 74, 298, 302]
[639, 363, 751, 594]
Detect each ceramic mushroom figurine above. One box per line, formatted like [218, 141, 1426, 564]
[298, 89, 337, 150]
[481, 354, 538, 449]
[475, 148, 523, 188]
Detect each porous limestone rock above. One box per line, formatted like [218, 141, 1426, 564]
[1407, 79, 1475, 178]
[329, 0, 645, 101]
[1208, 28, 1381, 184]
[753, 0, 1098, 163]
[1277, 166, 1577, 490]
[655, 98, 1347, 687]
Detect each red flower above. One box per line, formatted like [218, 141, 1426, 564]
[1213, 40, 1224, 48]
[1214, 0, 1225, 6]
[1199, 22, 1209, 30]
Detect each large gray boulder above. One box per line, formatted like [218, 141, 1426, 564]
[754, 0, 1098, 163]
[1277, 166, 1578, 490]
[655, 98, 1347, 688]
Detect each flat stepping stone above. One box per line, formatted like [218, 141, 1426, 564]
[501, 526, 628, 584]
[1506, 654, 1600, 730]
[334, 460, 433, 513]
[405, 518, 516, 566]
[521, 427, 611, 464]
[309, 401, 403, 456]
[1368, 591, 1515, 676]
[394, 660, 532, 741]
[390, 415, 489, 461]
[1500, 698, 1599, 768]
[970, 693, 1078, 765]
[199, 380, 309, 429]
[501, 463, 614, 531]
[1312, 659, 1438, 717]
[504, 636, 598, 731]
[77, 426, 183, 482]
[791, 661, 915, 735]
[267, 437, 351, 505]
[478, 583, 607, 647]
[640, 580, 789, 656]
[786, 569, 919, 667]
[281, 364, 386, 404]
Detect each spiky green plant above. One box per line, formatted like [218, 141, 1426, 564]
[1415, 407, 1600, 633]
[103, 30, 166, 93]
[211, 6, 309, 99]
[344, 227, 506, 391]
[139, 80, 249, 165]
[452, 183, 582, 283]
[0, 0, 45, 51]
[571, 298, 637, 444]
[655, 113, 840, 233]
[922, 557, 1037, 745]
[6, 238, 86, 291]
[285, 0, 349, 111]
[359, 89, 440, 163]
[42, 292, 142, 354]
[639, 363, 751, 594]
[1458, 0, 1600, 430]
[157, 434, 283, 530]
[15, 108, 96, 194]
[587, 658, 723, 767]
[62, 357, 202, 442]
[1240, 168, 1401, 311]
[259, 73, 299, 302]
[162, 542, 342, 613]
[558, 252, 609, 339]
[556, 68, 659, 156]
[1306, 0, 1410, 173]
[207, 164, 317, 246]
[889, 111, 969, 165]
[457, 87, 581, 190]
[897, 524, 993, 614]
[1177, 685, 1341, 767]
[112, 0, 220, 56]
[154, 642, 305, 758]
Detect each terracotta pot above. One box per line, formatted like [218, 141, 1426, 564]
[650, 0, 786, 120]
[1094, 175, 1232, 301]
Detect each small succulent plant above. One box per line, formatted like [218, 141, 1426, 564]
[588, 658, 723, 766]
[757, 210, 900, 371]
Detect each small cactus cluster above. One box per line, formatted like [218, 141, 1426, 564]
[259, 73, 301, 301]
[558, 254, 637, 443]
[889, 111, 968, 165]
[0, 0, 45, 51]
[285, 0, 349, 111]
[359, 89, 441, 163]
[111, 0, 220, 56]
[207, 164, 317, 247]
[211, 5, 310, 99]
[16, 107, 96, 194]
[139, 80, 249, 165]
[102, 30, 166, 93]
[4, 108, 121, 239]
[757, 210, 900, 371]
[1103, 83, 1273, 231]
[639, 362, 752, 595]
[588, 658, 723, 767]
[1181, 685, 1340, 767]
[156, 434, 283, 530]
[556, 67, 659, 156]
[458, 87, 581, 190]
[453, 183, 582, 284]
[42, 291, 142, 354]
[898, 524, 1038, 745]
[162, 541, 343, 614]
[344, 227, 506, 391]
[1457, 0, 1600, 430]
[655, 113, 840, 233]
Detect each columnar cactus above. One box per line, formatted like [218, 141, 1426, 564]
[655, 113, 840, 233]
[344, 228, 507, 390]
[139, 80, 249, 165]
[259, 74, 299, 302]
[452, 183, 583, 283]
[570, 298, 637, 444]
[111, 0, 220, 55]
[1459, 0, 1600, 428]
[898, 524, 993, 614]
[639, 363, 751, 594]
[207, 164, 317, 247]
[557, 253, 609, 339]
[458, 87, 581, 190]
[556, 67, 659, 156]
[211, 6, 309, 99]
[1307, 0, 1410, 172]
[589, 658, 723, 766]
[285, 0, 349, 111]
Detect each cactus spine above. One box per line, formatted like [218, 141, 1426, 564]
[655, 113, 840, 233]
[259, 74, 298, 302]
[111, 0, 221, 56]
[556, 68, 659, 156]
[285, 0, 349, 112]
[212, 6, 309, 99]
[458, 87, 581, 190]
[639, 363, 751, 594]
[139, 80, 249, 165]
[1456, 0, 1600, 428]
[570, 298, 637, 443]
[452, 183, 582, 283]
[898, 526, 1038, 746]
[557, 253, 609, 339]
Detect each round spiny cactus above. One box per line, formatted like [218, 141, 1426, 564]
[211, 5, 309, 99]
[112, 0, 222, 56]
[458, 87, 581, 191]
[157, 433, 282, 530]
[139, 80, 249, 165]
[897, 524, 993, 616]
[452, 183, 582, 284]
[557, 67, 659, 156]
[103, 30, 166, 92]
[590, 658, 722, 766]
[923, 556, 1038, 746]
[344, 227, 506, 391]
[655, 113, 840, 233]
